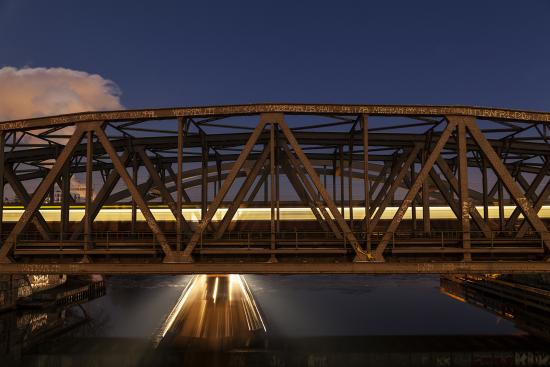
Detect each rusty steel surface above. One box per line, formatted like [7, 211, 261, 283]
[2, 261, 550, 275]
[1, 104, 550, 274]
[3, 104, 550, 131]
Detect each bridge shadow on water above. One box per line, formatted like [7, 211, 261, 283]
[1, 274, 550, 367]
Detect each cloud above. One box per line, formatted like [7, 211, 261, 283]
[0, 66, 123, 121]
[0, 67, 124, 198]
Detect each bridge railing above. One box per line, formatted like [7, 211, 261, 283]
[6, 229, 548, 255]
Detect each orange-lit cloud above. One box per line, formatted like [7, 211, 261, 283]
[0, 67, 124, 197]
[0, 66, 123, 121]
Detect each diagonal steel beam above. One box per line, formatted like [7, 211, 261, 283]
[506, 157, 550, 231]
[167, 167, 191, 202]
[368, 153, 409, 218]
[214, 142, 271, 239]
[516, 179, 550, 238]
[429, 169, 461, 218]
[370, 162, 390, 199]
[369, 145, 422, 232]
[246, 170, 268, 203]
[0, 125, 86, 261]
[465, 118, 550, 251]
[4, 167, 51, 240]
[281, 143, 341, 238]
[70, 150, 131, 240]
[277, 118, 369, 260]
[281, 159, 330, 233]
[94, 125, 175, 260]
[138, 148, 192, 233]
[436, 156, 492, 238]
[182, 116, 268, 259]
[373, 119, 458, 261]
[227, 170, 269, 233]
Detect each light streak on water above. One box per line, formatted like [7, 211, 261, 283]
[155, 274, 203, 344]
[235, 274, 267, 332]
[155, 274, 267, 349]
[212, 277, 219, 304]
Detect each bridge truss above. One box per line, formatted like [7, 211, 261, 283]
[1, 104, 550, 274]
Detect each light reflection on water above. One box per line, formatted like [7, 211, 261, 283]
[77, 274, 521, 339]
[3, 274, 548, 367]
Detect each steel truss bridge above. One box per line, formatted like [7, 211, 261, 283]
[1, 104, 550, 274]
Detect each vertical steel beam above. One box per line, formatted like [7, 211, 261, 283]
[422, 150, 431, 235]
[361, 115, 369, 248]
[85, 130, 94, 251]
[264, 145, 268, 203]
[201, 133, 208, 221]
[339, 146, 344, 217]
[498, 178, 504, 231]
[177, 118, 185, 250]
[275, 128, 280, 236]
[456, 118, 471, 261]
[216, 159, 222, 192]
[131, 153, 137, 234]
[348, 134, 354, 229]
[323, 165, 327, 204]
[332, 157, 336, 202]
[411, 161, 417, 233]
[482, 155, 489, 221]
[270, 122, 276, 253]
[60, 163, 70, 240]
[48, 182, 55, 205]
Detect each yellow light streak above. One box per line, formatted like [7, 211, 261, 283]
[155, 275, 202, 343]
[440, 289, 466, 303]
[2, 205, 549, 222]
[212, 277, 219, 304]
[233, 274, 266, 332]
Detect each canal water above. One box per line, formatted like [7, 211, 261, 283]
[2, 275, 549, 366]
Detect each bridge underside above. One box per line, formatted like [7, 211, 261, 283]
[1, 104, 550, 274]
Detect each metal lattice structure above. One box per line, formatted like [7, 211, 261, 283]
[1, 104, 550, 274]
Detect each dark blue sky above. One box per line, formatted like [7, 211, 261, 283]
[1, 0, 549, 110]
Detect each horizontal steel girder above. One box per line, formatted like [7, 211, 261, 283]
[2, 261, 550, 275]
